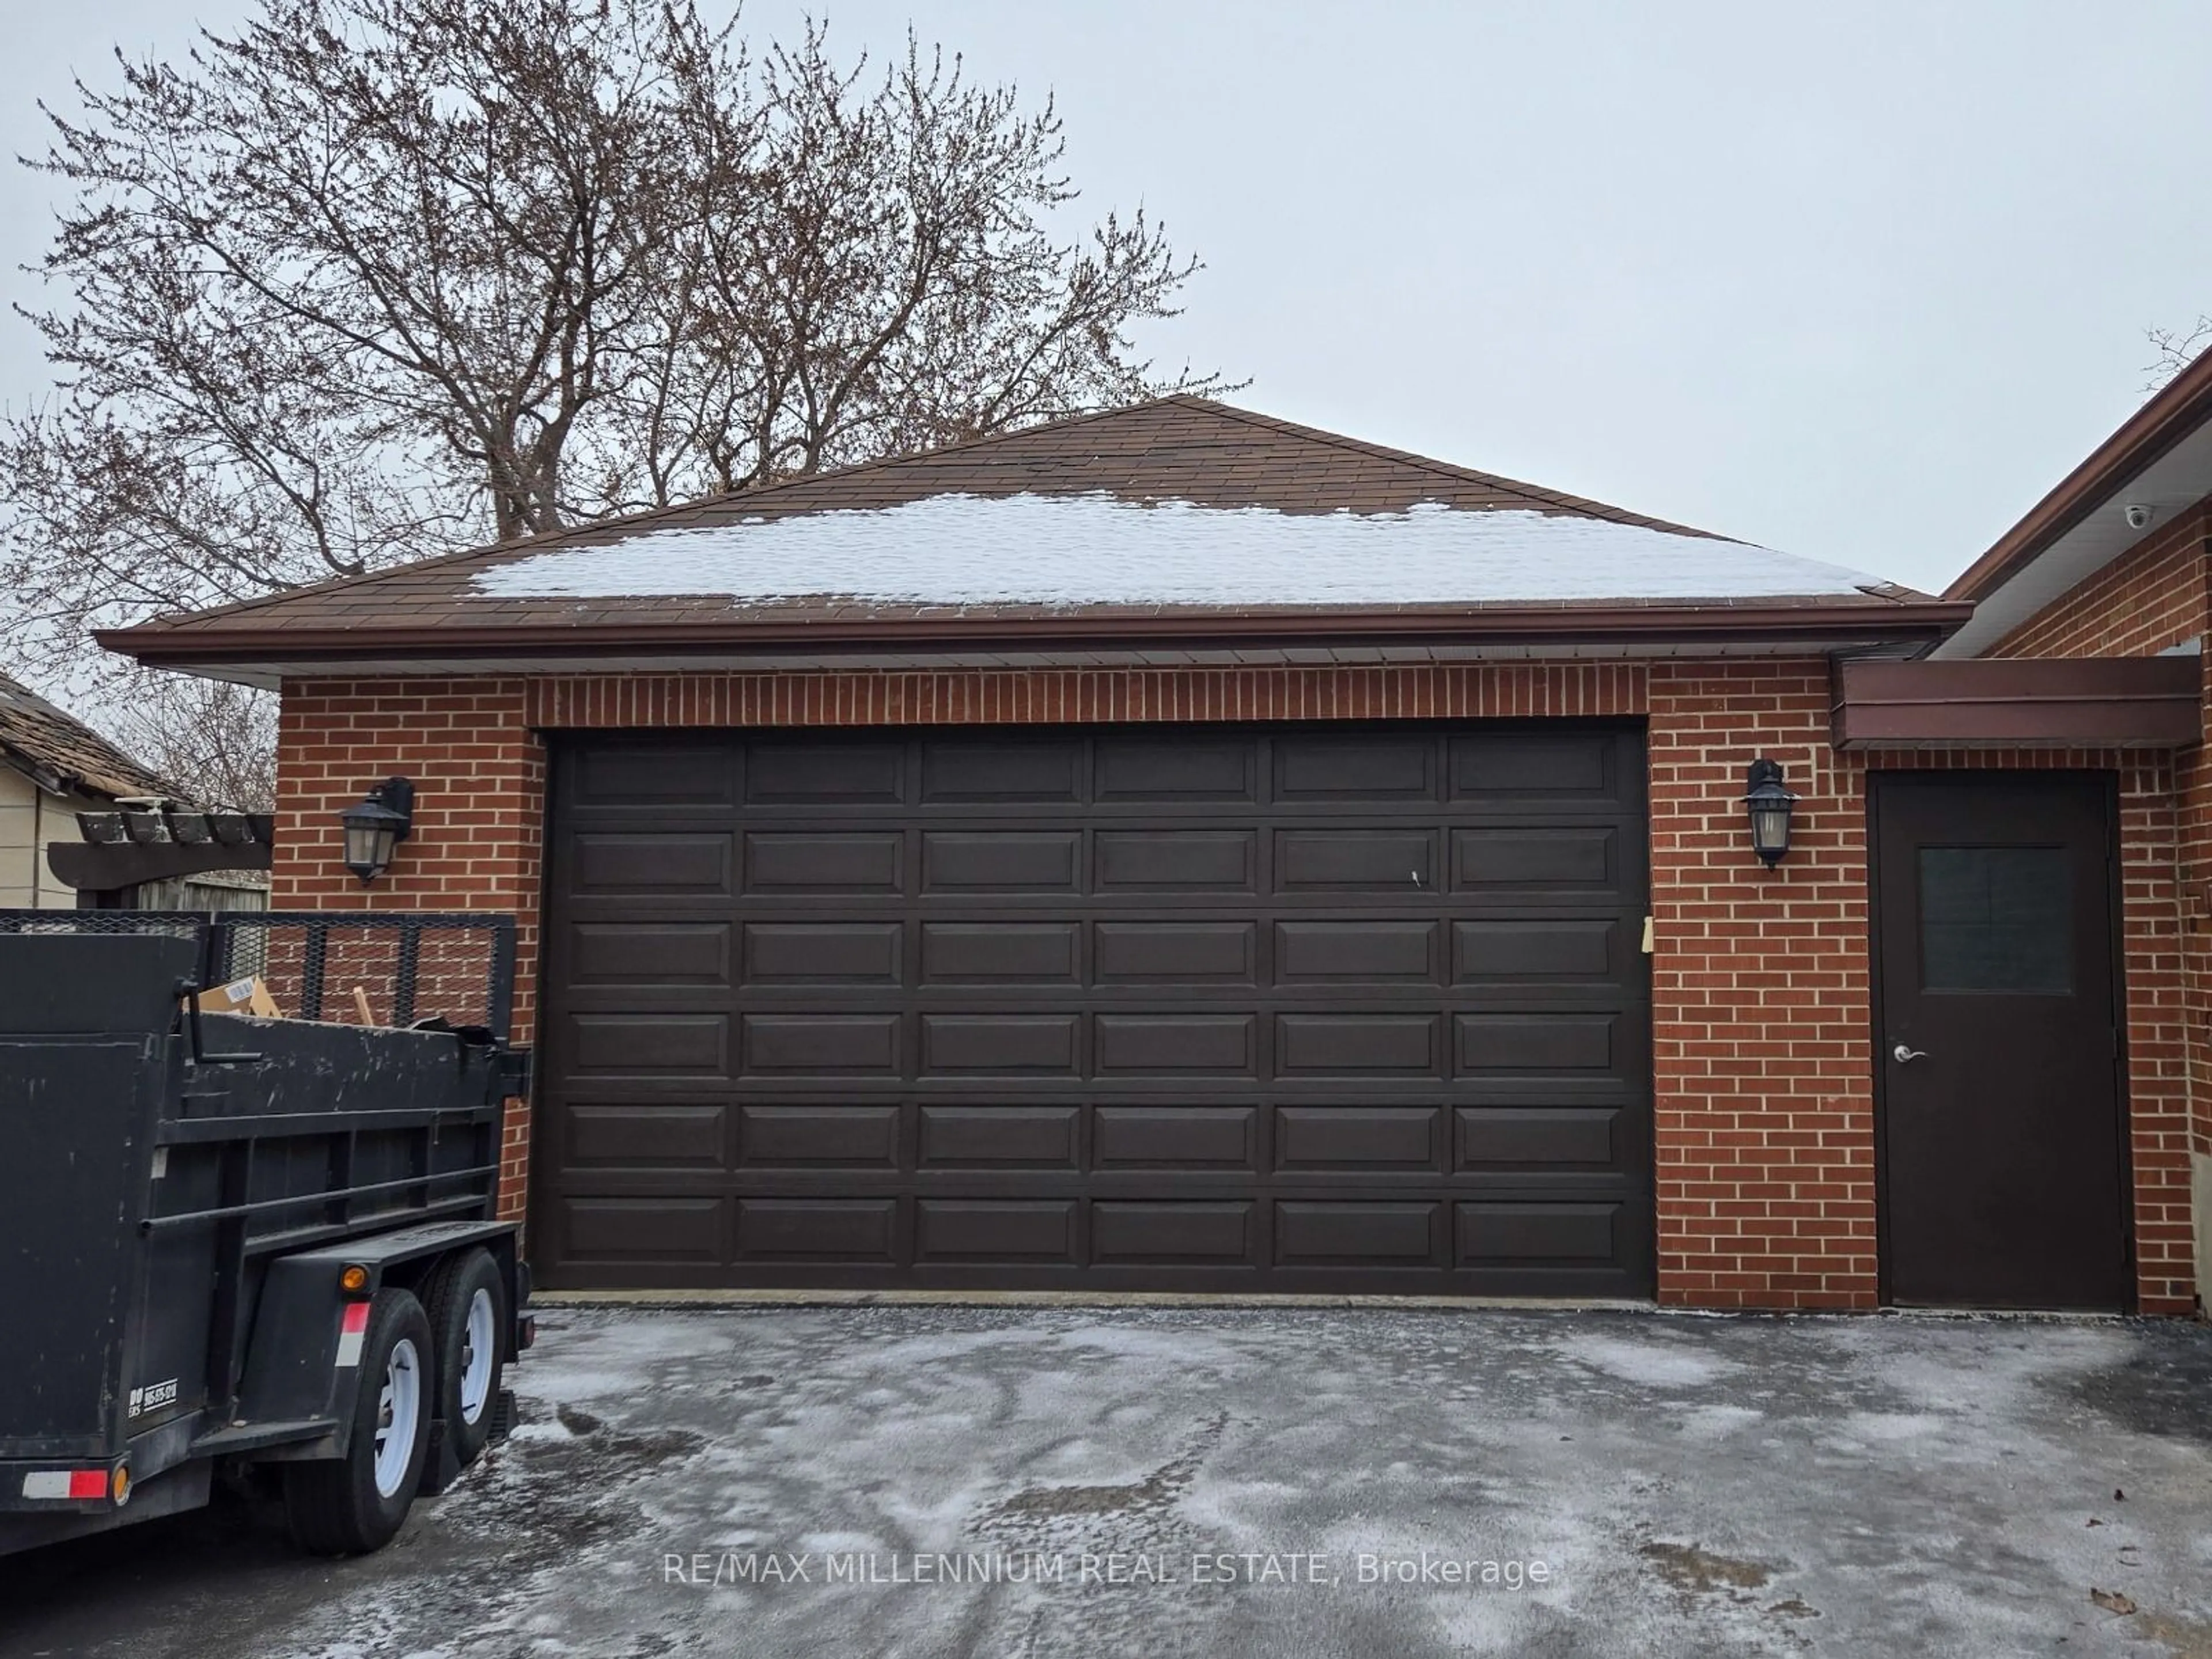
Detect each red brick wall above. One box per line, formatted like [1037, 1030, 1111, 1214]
[1642, 662, 1876, 1308]
[1643, 661, 2191, 1313]
[271, 661, 2195, 1310]
[274, 678, 546, 1217]
[1988, 507, 2207, 660]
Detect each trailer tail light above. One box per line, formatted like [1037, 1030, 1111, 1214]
[335, 1300, 372, 1368]
[111, 1463, 132, 1506]
[22, 1469, 111, 1501]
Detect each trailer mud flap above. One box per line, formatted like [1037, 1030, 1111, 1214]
[418, 1387, 515, 1497]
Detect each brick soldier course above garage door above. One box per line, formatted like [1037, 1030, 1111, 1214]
[536, 720, 1653, 1296]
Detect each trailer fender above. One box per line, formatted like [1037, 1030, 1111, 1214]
[234, 1222, 524, 1455]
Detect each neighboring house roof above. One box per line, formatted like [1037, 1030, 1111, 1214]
[104, 397, 1967, 681]
[0, 672, 171, 799]
[1939, 344, 2212, 658]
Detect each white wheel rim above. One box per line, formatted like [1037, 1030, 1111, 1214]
[459, 1287, 497, 1423]
[373, 1335, 423, 1499]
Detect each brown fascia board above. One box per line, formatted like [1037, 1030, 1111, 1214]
[1831, 654, 2202, 749]
[1946, 344, 2212, 603]
[46, 838, 271, 894]
[101, 599, 1974, 669]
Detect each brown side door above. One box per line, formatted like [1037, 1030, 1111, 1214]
[1870, 771, 2130, 1309]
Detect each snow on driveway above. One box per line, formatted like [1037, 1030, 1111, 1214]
[4, 1306, 2209, 1658]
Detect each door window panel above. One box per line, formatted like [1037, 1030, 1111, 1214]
[1918, 846, 2071, 993]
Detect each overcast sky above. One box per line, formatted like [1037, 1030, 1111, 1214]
[7, 1, 2211, 597]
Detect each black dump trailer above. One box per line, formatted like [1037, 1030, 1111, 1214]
[0, 911, 533, 1558]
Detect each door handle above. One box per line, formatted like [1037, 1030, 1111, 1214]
[1892, 1044, 1928, 1064]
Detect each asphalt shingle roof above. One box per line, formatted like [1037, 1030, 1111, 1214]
[0, 673, 171, 799]
[109, 399, 1938, 659]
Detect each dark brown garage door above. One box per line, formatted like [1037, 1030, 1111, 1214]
[536, 723, 1653, 1296]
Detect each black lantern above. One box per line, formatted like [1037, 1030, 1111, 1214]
[1742, 757, 1797, 867]
[339, 777, 415, 884]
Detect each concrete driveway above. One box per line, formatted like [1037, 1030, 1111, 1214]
[3, 1305, 2209, 1658]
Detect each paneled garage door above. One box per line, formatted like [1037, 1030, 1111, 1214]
[536, 724, 1653, 1295]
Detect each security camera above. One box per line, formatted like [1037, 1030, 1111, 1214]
[2125, 504, 2153, 531]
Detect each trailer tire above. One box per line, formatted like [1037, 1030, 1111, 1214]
[423, 1248, 507, 1468]
[283, 1290, 434, 1555]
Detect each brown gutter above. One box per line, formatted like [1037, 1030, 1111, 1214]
[1946, 344, 2212, 603]
[1832, 654, 2202, 749]
[100, 599, 1974, 669]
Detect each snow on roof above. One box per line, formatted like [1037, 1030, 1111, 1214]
[471, 492, 1883, 609]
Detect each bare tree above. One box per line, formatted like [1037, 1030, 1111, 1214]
[103, 672, 279, 811]
[2144, 316, 2212, 392]
[6, 0, 704, 648]
[617, 26, 1211, 501]
[2, 0, 1224, 676]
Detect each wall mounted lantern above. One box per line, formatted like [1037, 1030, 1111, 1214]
[339, 777, 415, 884]
[1743, 758, 1797, 867]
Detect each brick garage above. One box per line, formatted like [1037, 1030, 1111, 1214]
[114, 398, 2203, 1314]
[258, 660, 2197, 1315]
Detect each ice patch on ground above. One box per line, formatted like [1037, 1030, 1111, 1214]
[1047, 1323, 1245, 1365]
[1558, 1334, 1741, 1389]
[797, 1530, 891, 1555]
[1808, 1320, 2132, 1414]
[1836, 1411, 1947, 1442]
[1674, 1403, 1766, 1440]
